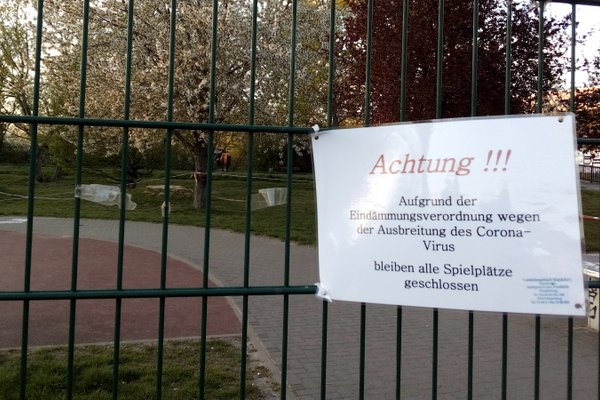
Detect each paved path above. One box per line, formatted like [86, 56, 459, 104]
[1, 217, 599, 399]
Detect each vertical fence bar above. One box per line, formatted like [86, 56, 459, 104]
[281, 1, 299, 399]
[111, 0, 136, 397]
[199, 138, 214, 400]
[281, 145, 292, 398]
[66, 1, 91, 398]
[359, 302, 367, 399]
[435, 0, 444, 118]
[432, 1, 445, 398]
[502, 314, 508, 400]
[534, 316, 541, 400]
[241, 1, 260, 397]
[111, 130, 125, 398]
[359, 0, 375, 397]
[504, 0, 512, 115]
[432, 310, 439, 400]
[322, 0, 337, 397]
[155, 0, 179, 396]
[198, 0, 220, 397]
[396, 306, 403, 400]
[199, 131, 215, 399]
[470, 0, 478, 117]
[327, 0, 336, 128]
[569, 4, 576, 114]
[320, 301, 329, 400]
[567, 7, 576, 399]
[400, 0, 409, 123]
[363, 0, 374, 127]
[536, 1, 545, 114]
[396, 1, 410, 398]
[20, 1, 45, 399]
[534, 3, 545, 399]
[502, 2, 512, 397]
[467, 2, 479, 398]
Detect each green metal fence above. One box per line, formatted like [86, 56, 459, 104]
[1, 0, 600, 399]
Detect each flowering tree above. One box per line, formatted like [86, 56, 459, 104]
[40, 0, 332, 207]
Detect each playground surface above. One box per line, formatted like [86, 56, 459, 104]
[0, 229, 240, 348]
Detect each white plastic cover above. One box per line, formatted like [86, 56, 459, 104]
[75, 184, 137, 210]
[252, 187, 288, 211]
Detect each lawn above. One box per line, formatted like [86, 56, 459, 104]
[0, 164, 317, 245]
[0, 339, 276, 400]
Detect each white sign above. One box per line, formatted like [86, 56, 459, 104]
[312, 114, 586, 316]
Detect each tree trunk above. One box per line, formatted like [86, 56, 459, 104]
[0, 124, 6, 156]
[35, 144, 48, 182]
[192, 141, 208, 209]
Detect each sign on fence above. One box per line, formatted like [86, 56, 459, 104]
[312, 114, 586, 316]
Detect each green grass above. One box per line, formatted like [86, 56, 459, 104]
[0, 339, 274, 400]
[581, 189, 600, 252]
[0, 164, 317, 245]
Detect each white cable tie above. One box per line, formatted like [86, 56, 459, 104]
[311, 124, 320, 140]
[315, 282, 332, 302]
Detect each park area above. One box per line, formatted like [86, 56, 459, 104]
[2, 0, 600, 398]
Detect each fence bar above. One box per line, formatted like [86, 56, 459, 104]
[533, 4, 545, 399]
[320, 301, 329, 400]
[19, 1, 46, 398]
[359, 1, 375, 397]
[534, 315, 541, 400]
[504, 0, 512, 114]
[281, 2, 299, 398]
[326, 0, 336, 128]
[0, 286, 318, 301]
[567, 317, 574, 399]
[6, 280, 600, 300]
[501, 3, 512, 397]
[154, 0, 177, 398]
[567, 6, 576, 399]
[552, 0, 600, 7]
[471, 0, 479, 117]
[396, 307, 403, 400]
[66, 0, 91, 398]
[321, 1, 337, 396]
[435, 0, 445, 118]
[198, 1, 220, 397]
[396, 2, 409, 396]
[432, 1, 445, 397]
[0, 114, 315, 135]
[241, 2, 261, 397]
[502, 314, 508, 399]
[400, 0, 409, 122]
[111, 209, 123, 400]
[468, 1, 478, 397]
[364, 0, 374, 126]
[359, 303, 367, 399]
[199, 140, 214, 400]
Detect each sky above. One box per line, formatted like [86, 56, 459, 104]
[549, 2, 600, 87]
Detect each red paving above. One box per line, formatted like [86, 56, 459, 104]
[0, 231, 241, 348]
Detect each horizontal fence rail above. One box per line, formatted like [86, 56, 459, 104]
[0, 0, 599, 399]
